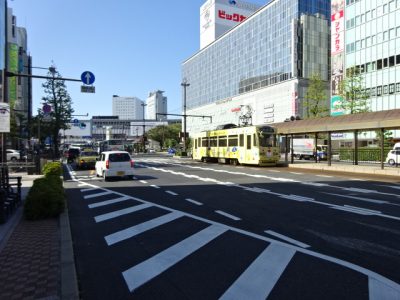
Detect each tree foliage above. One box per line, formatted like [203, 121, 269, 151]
[304, 73, 329, 119]
[147, 123, 181, 149]
[338, 67, 370, 114]
[39, 66, 74, 157]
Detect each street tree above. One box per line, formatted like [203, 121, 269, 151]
[147, 123, 181, 149]
[304, 73, 329, 118]
[40, 67, 74, 157]
[338, 67, 370, 114]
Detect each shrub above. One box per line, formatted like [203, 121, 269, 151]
[42, 161, 63, 177]
[24, 175, 65, 220]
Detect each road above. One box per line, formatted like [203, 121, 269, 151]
[64, 154, 400, 299]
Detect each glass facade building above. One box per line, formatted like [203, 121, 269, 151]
[183, 0, 330, 111]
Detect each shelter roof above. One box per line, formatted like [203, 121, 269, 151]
[273, 109, 400, 135]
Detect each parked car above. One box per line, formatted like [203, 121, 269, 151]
[95, 151, 134, 181]
[76, 150, 98, 169]
[63, 148, 80, 163]
[386, 149, 400, 166]
[6, 149, 21, 161]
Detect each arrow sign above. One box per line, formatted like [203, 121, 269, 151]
[81, 71, 95, 85]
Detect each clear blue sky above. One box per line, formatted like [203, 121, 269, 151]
[10, 0, 266, 118]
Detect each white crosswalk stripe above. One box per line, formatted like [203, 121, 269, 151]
[94, 203, 152, 223]
[122, 224, 227, 292]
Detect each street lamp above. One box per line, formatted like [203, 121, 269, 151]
[181, 78, 190, 153]
[141, 103, 147, 152]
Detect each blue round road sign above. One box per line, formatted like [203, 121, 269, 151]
[81, 71, 95, 85]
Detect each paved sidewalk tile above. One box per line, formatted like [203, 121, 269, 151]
[0, 218, 61, 300]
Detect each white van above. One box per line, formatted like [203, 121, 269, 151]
[393, 142, 400, 150]
[95, 151, 134, 181]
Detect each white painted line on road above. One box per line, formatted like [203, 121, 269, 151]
[332, 206, 377, 216]
[185, 198, 203, 206]
[88, 196, 131, 209]
[122, 224, 227, 292]
[268, 170, 280, 172]
[77, 183, 89, 187]
[290, 172, 303, 175]
[150, 185, 160, 189]
[378, 184, 400, 190]
[321, 192, 388, 204]
[343, 205, 382, 214]
[81, 187, 99, 193]
[166, 190, 178, 196]
[105, 211, 184, 246]
[215, 210, 241, 221]
[139, 180, 148, 184]
[83, 191, 112, 199]
[95, 203, 152, 223]
[220, 243, 296, 300]
[317, 175, 333, 178]
[264, 230, 310, 248]
[369, 277, 400, 300]
[280, 194, 313, 202]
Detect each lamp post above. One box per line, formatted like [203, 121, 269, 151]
[181, 78, 190, 153]
[141, 103, 147, 152]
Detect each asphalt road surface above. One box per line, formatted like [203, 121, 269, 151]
[64, 154, 400, 299]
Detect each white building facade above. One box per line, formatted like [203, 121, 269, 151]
[112, 95, 144, 120]
[146, 90, 167, 121]
[200, 0, 262, 49]
[183, 0, 330, 135]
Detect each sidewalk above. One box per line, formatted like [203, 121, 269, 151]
[0, 171, 78, 300]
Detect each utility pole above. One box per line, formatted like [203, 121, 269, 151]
[141, 102, 147, 152]
[181, 79, 190, 153]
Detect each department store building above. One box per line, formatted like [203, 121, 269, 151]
[182, 0, 330, 134]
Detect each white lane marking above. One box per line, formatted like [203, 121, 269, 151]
[322, 192, 388, 204]
[343, 205, 382, 214]
[378, 185, 400, 190]
[185, 198, 203, 206]
[122, 224, 227, 292]
[369, 277, 400, 300]
[215, 210, 241, 221]
[264, 230, 310, 248]
[290, 172, 303, 175]
[105, 211, 184, 246]
[88, 196, 131, 209]
[317, 175, 333, 178]
[68, 167, 400, 296]
[139, 180, 148, 184]
[150, 185, 160, 189]
[83, 191, 112, 199]
[268, 170, 280, 172]
[332, 206, 378, 216]
[220, 243, 296, 300]
[81, 187, 99, 193]
[95, 203, 152, 223]
[280, 194, 314, 202]
[166, 190, 178, 196]
[77, 183, 89, 187]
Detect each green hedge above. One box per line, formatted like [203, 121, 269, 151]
[42, 161, 63, 177]
[339, 147, 392, 161]
[24, 162, 65, 220]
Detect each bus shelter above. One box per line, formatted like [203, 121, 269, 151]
[273, 109, 400, 169]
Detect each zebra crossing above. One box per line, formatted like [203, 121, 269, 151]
[70, 176, 400, 298]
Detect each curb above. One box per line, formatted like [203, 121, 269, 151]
[60, 202, 79, 300]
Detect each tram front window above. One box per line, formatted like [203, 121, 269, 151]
[259, 134, 275, 147]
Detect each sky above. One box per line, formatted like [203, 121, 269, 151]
[9, 0, 267, 119]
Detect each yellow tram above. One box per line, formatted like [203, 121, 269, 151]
[191, 125, 280, 166]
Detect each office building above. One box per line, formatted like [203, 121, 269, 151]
[112, 95, 144, 120]
[200, 0, 262, 49]
[146, 90, 167, 121]
[183, 0, 330, 134]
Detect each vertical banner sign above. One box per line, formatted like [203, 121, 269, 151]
[330, 0, 345, 116]
[8, 43, 19, 107]
[0, 102, 10, 132]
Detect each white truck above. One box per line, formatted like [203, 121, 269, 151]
[292, 139, 327, 160]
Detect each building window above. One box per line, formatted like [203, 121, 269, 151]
[396, 83, 400, 93]
[389, 56, 395, 67]
[377, 86, 382, 96]
[396, 54, 400, 64]
[371, 87, 376, 96]
[383, 58, 388, 68]
[383, 85, 389, 94]
[389, 83, 395, 94]
[377, 59, 383, 69]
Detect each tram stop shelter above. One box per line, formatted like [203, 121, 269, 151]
[273, 109, 400, 170]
